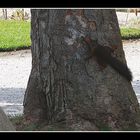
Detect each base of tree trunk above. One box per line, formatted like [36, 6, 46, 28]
[23, 9, 140, 131]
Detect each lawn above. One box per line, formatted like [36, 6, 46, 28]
[0, 20, 31, 51]
[0, 20, 140, 52]
[120, 27, 140, 40]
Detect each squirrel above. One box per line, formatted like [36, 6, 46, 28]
[80, 36, 132, 82]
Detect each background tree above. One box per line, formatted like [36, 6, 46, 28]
[23, 9, 140, 131]
[2, 9, 7, 19]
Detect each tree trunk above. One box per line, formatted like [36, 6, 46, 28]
[23, 9, 140, 131]
[2, 9, 7, 20]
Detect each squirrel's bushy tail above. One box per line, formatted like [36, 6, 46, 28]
[94, 46, 132, 81]
[107, 56, 132, 81]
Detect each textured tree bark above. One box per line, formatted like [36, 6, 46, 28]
[23, 9, 140, 130]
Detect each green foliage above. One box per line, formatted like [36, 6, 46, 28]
[120, 27, 140, 39]
[22, 123, 39, 131]
[0, 20, 31, 51]
[9, 114, 23, 122]
[9, 114, 24, 130]
[9, 115, 40, 131]
[9, 114, 72, 131]
[95, 120, 112, 131]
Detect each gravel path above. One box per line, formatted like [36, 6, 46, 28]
[0, 50, 31, 116]
[123, 40, 140, 102]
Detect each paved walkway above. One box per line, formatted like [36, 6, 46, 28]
[0, 50, 31, 116]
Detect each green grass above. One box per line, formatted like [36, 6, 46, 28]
[9, 115, 71, 131]
[9, 115, 40, 131]
[120, 27, 140, 40]
[0, 20, 140, 52]
[0, 20, 31, 51]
